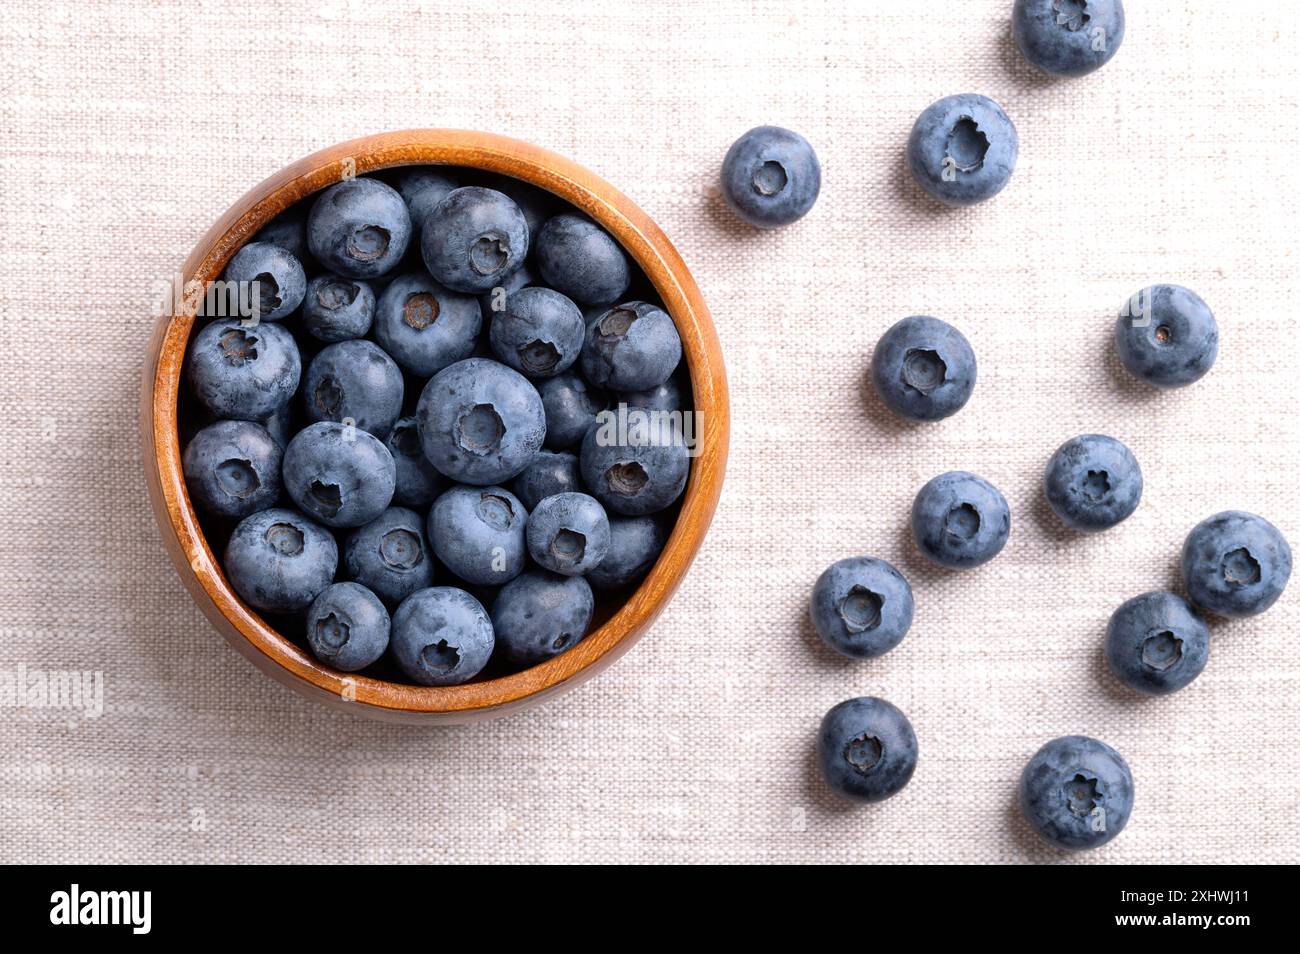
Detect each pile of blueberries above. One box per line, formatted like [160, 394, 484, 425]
[716, 0, 1293, 852]
[182, 165, 692, 686]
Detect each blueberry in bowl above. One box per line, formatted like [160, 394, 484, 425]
[906, 94, 1019, 206]
[143, 131, 727, 722]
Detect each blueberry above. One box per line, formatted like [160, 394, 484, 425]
[911, 471, 1011, 569]
[907, 94, 1019, 206]
[481, 174, 559, 238]
[183, 420, 283, 519]
[282, 421, 396, 528]
[1019, 736, 1134, 851]
[720, 126, 821, 229]
[223, 507, 338, 614]
[420, 186, 528, 294]
[1043, 434, 1142, 531]
[489, 286, 586, 378]
[416, 358, 546, 485]
[1181, 511, 1292, 618]
[429, 485, 528, 586]
[537, 372, 607, 450]
[588, 515, 668, 590]
[510, 450, 582, 511]
[222, 241, 306, 322]
[581, 301, 682, 392]
[817, 697, 918, 803]
[580, 411, 690, 516]
[534, 214, 631, 305]
[305, 581, 390, 671]
[1114, 285, 1218, 389]
[389, 167, 458, 234]
[619, 365, 688, 413]
[302, 340, 404, 439]
[373, 272, 481, 377]
[307, 177, 411, 279]
[344, 506, 436, 604]
[1105, 592, 1210, 695]
[301, 274, 375, 342]
[870, 315, 977, 422]
[187, 319, 301, 421]
[810, 557, 914, 659]
[1013, 0, 1126, 78]
[384, 415, 443, 508]
[390, 587, 494, 685]
[253, 204, 311, 263]
[490, 570, 594, 667]
[478, 260, 536, 324]
[526, 492, 611, 576]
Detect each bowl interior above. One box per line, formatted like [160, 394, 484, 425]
[145, 130, 727, 722]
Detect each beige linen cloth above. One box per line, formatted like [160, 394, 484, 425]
[1, 0, 1297, 863]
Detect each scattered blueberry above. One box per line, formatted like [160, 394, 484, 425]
[390, 587, 495, 686]
[307, 177, 412, 278]
[421, 186, 528, 294]
[580, 411, 690, 515]
[907, 94, 1019, 206]
[870, 315, 977, 422]
[817, 697, 918, 803]
[911, 471, 1011, 569]
[720, 126, 821, 229]
[384, 415, 443, 508]
[187, 319, 301, 421]
[221, 241, 306, 322]
[305, 581, 390, 671]
[526, 492, 611, 576]
[416, 357, 546, 485]
[390, 167, 459, 234]
[302, 339, 404, 439]
[810, 557, 914, 659]
[489, 286, 586, 378]
[282, 421, 396, 528]
[373, 272, 481, 377]
[183, 419, 283, 519]
[587, 515, 668, 590]
[581, 301, 682, 392]
[1043, 434, 1142, 532]
[1105, 592, 1210, 695]
[534, 214, 631, 305]
[537, 372, 607, 450]
[1114, 285, 1218, 389]
[223, 507, 338, 614]
[429, 484, 528, 586]
[343, 505, 436, 605]
[491, 571, 594, 666]
[301, 274, 375, 342]
[510, 450, 582, 511]
[1019, 735, 1134, 851]
[1181, 511, 1292, 618]
[1013, 0, 1126, 78]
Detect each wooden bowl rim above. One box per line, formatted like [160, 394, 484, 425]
[141, 129, 729, 721]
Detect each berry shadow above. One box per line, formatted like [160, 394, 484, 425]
[996, 20, 1058, 92]
[890, 152, 960, 219]
[797, 592, 869, 675]
[1100, 324, 1161, 406]
[856, 365, 929, 440]
[800, 739, 865, 818]
[1004, 790, 1068, 862]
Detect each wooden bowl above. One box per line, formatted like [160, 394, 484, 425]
[141, 130, 728, 723]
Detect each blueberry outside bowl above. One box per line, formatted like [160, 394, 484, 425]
[141, 130, 729, 723]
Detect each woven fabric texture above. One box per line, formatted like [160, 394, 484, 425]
[1, 0, 1297, 864]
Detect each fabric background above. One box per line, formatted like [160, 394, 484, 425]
[1, 0, 1297, 865]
